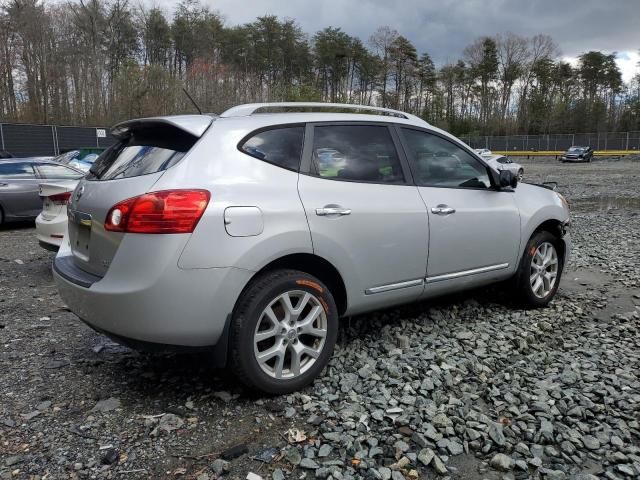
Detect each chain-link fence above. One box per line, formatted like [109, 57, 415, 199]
[462, 132, 640, 152]
[1, 122, 639, 157]
[0, 123, 116, 157]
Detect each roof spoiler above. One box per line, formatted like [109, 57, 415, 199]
[111, 115, 215, 139]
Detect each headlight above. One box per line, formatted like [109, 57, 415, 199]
[557, 192, 569, 211]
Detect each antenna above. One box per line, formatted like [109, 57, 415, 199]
[182, 88, 202, 115]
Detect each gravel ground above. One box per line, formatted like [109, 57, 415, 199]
[1, 157, 639, 480]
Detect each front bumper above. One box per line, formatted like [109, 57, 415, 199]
[561, 232, 572, 268]
[52, 236, 254, 347]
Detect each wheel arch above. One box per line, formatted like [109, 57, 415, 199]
[239, 253, 348, 317]
[526, 218, 567, 263]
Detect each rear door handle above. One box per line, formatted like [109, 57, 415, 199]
[316, 206, 351, 216]
[0, 183, 8, 187]
[431, 205, 456, 215]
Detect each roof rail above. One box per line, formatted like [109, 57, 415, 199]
[219, 102, 429, 125]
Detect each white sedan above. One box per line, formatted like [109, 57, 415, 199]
[36, 181, 78, 251]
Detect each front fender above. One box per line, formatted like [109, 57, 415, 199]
[514, 183, 570, 258]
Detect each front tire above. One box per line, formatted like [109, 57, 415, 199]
[229, 269, 338, 394]
[515, 231, 564, 308]
[517, 169, 524, 181]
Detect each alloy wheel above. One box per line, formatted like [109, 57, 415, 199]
[529, 242, 559, 298]
[253, 290, 328, 379]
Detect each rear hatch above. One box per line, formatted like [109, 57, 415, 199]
[39, 181, 78, 220]
[66, 116, 213, 277]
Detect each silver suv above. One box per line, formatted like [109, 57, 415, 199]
[53, 103, 571, 393]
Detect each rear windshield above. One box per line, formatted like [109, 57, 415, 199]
[88, 124, 198, 180]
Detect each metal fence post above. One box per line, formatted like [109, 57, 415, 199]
[626, 132, 629, 151]
[50, 126, 56, 156]
[55, 126, 61, 155]
[0, 124, 4, 151]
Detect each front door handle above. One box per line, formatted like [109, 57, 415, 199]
[431, 205, 456, 215]
[316, 206, 352, 216]
[0, 183, 8, 187]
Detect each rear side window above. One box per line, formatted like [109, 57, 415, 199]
[311, 125, 404, 184]
[36, 164, 84, 179]
[240, 126, 304, 171]
[88, 124, 197, 180]
[0, 162, 36, 179]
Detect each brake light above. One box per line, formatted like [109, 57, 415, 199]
[48, 192, 72, 204]
[104, 190, 210, 234]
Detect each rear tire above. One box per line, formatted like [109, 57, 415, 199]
[229, 269, 338, 394]
[514, 231, 564, 308]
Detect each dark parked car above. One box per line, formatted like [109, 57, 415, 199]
[0, 158, 84, 225]
[560, 146, 594, 163]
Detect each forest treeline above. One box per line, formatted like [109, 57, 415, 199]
[1, 0, 639, 134]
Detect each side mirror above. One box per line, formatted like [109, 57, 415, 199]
[499, 169, 518, 189]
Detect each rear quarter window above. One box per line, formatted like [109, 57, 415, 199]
[239, 126, 304, 171]
[88, 124, 198, 180]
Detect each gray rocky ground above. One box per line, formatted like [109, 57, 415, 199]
[1, 156, 639, 480]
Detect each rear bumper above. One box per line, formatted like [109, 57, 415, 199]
[53, 237, 254, 347]
[35, 213, 67, 249]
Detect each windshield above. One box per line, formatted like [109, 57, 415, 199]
[54, 150, 80, 165]
[568, 147, 585, 153]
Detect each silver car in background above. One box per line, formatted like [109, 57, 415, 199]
[53, 103, 570, 393]
[485, 154, 524, 181]
[0, 158, 83, 226]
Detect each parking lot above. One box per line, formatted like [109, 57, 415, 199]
[1, 157, 639, 479]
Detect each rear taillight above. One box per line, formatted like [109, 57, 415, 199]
[104, 189, 210, 234]
[49, 192, 72, 205]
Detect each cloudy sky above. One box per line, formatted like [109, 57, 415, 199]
[180, 0, 639, 82]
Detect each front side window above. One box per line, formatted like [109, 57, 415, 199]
[311, 125, 404, 184]
[36, 164, 84, 179]
[401, 128, 491, 189]
[240, 126, 304, 171]
[0, 162, 36, 179]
